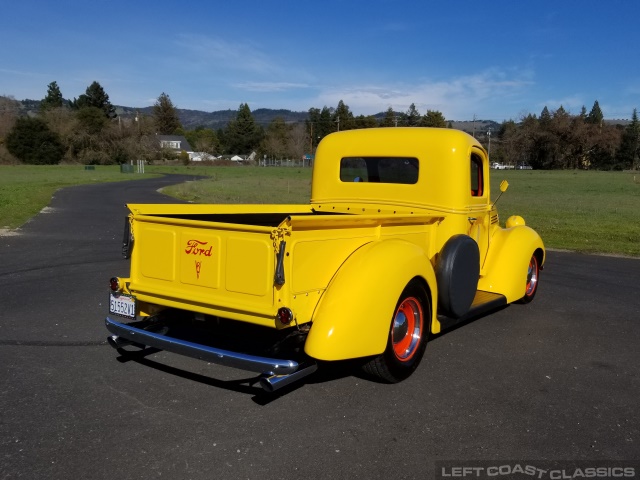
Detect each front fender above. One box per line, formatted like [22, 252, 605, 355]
[479, 225, 545, 302]
[305, 239, 438, 361]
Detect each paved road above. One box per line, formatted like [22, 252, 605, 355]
[1, 175, 639, 480]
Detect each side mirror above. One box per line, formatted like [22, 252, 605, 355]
[493, 180, 509, 207]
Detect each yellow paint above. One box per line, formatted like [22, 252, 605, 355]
[121, 127, 543, 360]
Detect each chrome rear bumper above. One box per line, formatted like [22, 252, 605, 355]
[105, 316, 316, 391]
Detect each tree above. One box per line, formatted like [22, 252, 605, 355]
[586, 100, 604, 126]
[401, 103, 421, 126]
[420, 109, 447, 128]
[223, 103, 263, 154]
[307, 106, 335, 148]
[380, 107, 397, 127]
[6, 117, 65, 164]
[183, 127, 220, 155]
[77, 106, 108, 135]
[0, 96, 21, 138]
[616, 108, 640, 170]
[73, 81, 116, 119]
[539, 106, 552, 128]
[287, 123, 309, 160]
[333, 100, 355, 131]
[261, 117, 288, 159]
[354, 114, 378, 129]
[153, 92, 181, 135]
[40, 81, 64, 112]
[579, 106, 587, 119]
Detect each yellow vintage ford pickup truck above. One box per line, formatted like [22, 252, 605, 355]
[106, 127, 544, 392]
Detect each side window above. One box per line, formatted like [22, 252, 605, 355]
[470, 153, 484, 196]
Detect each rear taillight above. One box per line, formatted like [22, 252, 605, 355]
[277, 307, 294, 325]
[109, 277, 121, 292]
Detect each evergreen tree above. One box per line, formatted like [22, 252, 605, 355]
[40, 81, 64, 112]
[380, 107, 396, 127]
[539, 106, 552, 128]
[616, 108, 640, 170]
[6, 117, 65, 164]
[224, 103, 263, 154]
[354, 115, 378, 129]
[77, 106, 108, 135]
[401, 103, 421, 126]
[587, 100, 604, 125]
[579, 106, 587, 119]
[153, 92, 181, 135]
[554, 105, 568, 119]
[73, 81, 116, 119]
[317, 106, 334, 140]
[332, 100, 355, 131]
[419, 109, 447, 128]
[306, 108, 320, 150]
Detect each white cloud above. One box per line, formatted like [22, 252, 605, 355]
[311, 68, 534, 119]
[174, 34, 281, 75]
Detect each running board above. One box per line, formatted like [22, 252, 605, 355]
[437, 290, 507, 327]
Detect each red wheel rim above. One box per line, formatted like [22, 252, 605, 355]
[391, 297, 423, 361]
[525, 255, 539, 297]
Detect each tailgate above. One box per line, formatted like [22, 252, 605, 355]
[129, 214, 280, 326]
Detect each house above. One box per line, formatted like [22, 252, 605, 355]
[156, 135, 193, 153]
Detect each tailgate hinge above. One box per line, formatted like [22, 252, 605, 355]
[271, 227, 290, 286]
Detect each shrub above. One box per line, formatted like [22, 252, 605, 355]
[6, 117, 65, 164]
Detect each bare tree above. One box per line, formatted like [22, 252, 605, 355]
[0, 96, 21, 163]
[287, 123, 309, 161]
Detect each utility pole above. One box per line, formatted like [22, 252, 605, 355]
[487, 129, 492, 158]
[472, 114, 476, 138]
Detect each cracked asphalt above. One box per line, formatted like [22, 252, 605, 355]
[0, 174, 639, 480]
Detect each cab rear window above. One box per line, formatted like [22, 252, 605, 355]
[340, 157, 419, 184]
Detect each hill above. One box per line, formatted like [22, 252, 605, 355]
[11, 98, 631, 133]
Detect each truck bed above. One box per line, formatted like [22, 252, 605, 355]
[124, 203, 442, 329]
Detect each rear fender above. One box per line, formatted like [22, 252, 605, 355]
[305, 239, 438, 361]
[479, 225, 545, 302]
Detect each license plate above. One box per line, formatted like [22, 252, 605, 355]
[109, 293, 136, 319]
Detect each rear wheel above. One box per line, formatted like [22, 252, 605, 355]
[363, 280, 430, 383]
[519, 253, 540, 304]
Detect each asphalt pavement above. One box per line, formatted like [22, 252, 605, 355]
[0, 174, 639, 480]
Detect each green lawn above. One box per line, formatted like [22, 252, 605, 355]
[1, 164, 639, 257]
[162, 167, 640, 257]
[0, 165, 159, 229]
[493, 170, 640, 256]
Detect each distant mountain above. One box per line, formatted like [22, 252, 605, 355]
[115, 105, 309, 130]
[12, 98, 631, 132]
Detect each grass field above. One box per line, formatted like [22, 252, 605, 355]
[0, 165, 159, 229]
[1, 164, 639, 256]
[492, 170, 640, 256]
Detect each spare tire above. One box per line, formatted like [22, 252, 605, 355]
[435, 235, 480, 319]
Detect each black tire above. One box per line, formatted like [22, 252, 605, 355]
[519, 253, 540, 304]
[362, 280, 430, 383]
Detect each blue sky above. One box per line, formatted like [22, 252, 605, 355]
[1, 0, 638, 121]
